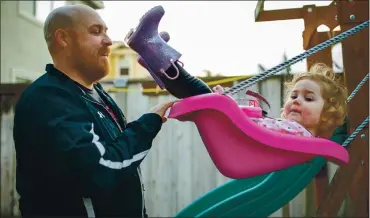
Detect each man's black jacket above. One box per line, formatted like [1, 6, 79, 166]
[13, 64, 163, 217]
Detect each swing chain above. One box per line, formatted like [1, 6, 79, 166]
[224, 21, 369, 96]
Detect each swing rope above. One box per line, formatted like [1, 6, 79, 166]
[223, 20, 369, 96]
[341, 71, 369, 147]
[346, 73, 369, 103]
[342, 116, 369, 147]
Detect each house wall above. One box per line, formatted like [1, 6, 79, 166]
[107, 54, 119, 79]
[1, 1, 104, 83]
[1, 1, 52, 83]
[107, 50, 150, 80]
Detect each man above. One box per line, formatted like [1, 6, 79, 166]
[13, 4, 175, 217]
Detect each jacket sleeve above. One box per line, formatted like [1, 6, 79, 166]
[21, 86, 163, 193]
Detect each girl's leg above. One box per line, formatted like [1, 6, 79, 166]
[135, 31, 212, 98]
[161, 62, 212, 99]
[125, 6, 211, 99]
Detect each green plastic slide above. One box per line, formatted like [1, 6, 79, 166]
[175, 123, 348, 217]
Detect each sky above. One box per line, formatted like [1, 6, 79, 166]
[96, 1, 340, 76]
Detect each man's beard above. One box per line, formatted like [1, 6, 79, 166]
[72, 49, 107, 83]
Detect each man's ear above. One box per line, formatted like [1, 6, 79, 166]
[55, 29, 69, 47]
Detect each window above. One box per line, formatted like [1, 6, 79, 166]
[118, 57, 130, 77]
[19, 1, 66, 23]
[120, 68, 129, 76]
[19, 1, 36, 16]
[35, 1, 66, 23]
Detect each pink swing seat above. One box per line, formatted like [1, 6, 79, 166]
[168, 93, 349, 179]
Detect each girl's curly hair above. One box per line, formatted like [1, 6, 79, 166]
[283, 63, 348, 138]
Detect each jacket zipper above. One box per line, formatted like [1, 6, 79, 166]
[99, 90, 128, 126]
[82, 96, 123, 133]
[137, 168, 145, 218]
[83, 95, 145, 217]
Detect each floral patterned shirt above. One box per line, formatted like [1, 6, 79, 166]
[250, 117, 313, 137]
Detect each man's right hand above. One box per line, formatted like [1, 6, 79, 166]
[149, 100, 177, 123]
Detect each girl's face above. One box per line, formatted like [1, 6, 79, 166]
[283, 79, 325, 134]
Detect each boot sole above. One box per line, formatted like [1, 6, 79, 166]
[124, 5, 164, 45]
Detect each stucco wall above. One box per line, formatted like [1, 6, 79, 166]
[1, 1, 52, 83]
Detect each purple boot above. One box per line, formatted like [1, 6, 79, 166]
[124, 5, 182, 89]
[137, 31, 170, 72]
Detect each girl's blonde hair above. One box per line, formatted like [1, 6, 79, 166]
[283, 63, 348, 138]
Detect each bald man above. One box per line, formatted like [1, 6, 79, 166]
[13, 5, 175, 218]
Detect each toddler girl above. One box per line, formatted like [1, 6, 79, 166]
[215, 63, 348, 138]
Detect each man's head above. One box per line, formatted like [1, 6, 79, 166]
[44, 4, 112, 85]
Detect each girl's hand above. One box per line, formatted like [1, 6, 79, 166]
[212, 85, 225, 94]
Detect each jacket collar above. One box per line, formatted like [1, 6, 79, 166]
[45, 63, 70, 80]
[45, 64, 127, 127]
[45, 64, 117, 105]
[45, 64, 99, 97]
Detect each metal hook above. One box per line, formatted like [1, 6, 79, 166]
[160, 59, 180, 80]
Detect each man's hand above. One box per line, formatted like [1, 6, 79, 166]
[149, 100, 177, 123]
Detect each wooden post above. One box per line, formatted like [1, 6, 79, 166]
[315, 0, 369, 217]
[349, 129, 369, 218]
[0, 84, 30, 114]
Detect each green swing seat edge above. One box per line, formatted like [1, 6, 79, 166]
[175, 123, 348, 217]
